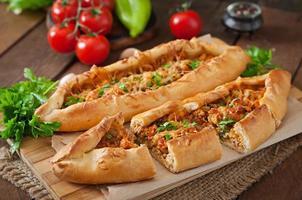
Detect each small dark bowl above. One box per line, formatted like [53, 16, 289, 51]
[222, 2, 263, 33]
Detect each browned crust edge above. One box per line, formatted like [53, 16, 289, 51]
[35, 35, 249, 131]
[149, 127, 222, 173]
[131, 70, 291, 153]
[51, 113, 156, 184]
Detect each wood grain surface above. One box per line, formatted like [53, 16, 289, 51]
[0, 0, 302, 199]
[0, 23, 74, 87]
[0, 4, 44, 56]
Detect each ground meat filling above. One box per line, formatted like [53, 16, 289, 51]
[97, 127, 137, 149]
[140, 120, 205, 157]
[63, 53, 214, 107]
[138, 85, 265, 155]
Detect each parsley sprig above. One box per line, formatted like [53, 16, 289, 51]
[0, 68, 61, 151]
[241, 47, 281, 77]
[188, 60, 200, 70]
[218, 119, 236, 138]
[64, 96, 84, 107]
[156, 121, 177, 132]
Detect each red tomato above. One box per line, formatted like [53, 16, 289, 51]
[47, 23, 77, 53]
[81, 0, 100, 7]
[75, 35, 110, 65]
[79, 7, 113, 35]
[51, 0, 78, 23]
[169, 10, 203, 39]
[81, 0, 114, 10]
[101, 0, 115, 11]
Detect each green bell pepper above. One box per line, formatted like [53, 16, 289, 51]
[115, 0, 152, 38]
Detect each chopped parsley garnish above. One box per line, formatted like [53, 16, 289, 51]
[156, 121, 177, 132]
[163, 63, 171, 69]
[164, 133, 172, 141]
[152, 72, 162, 86]
[182, 120, 197, 128]
[64, 96, 84, 107]
[98, 83, 111, 97]
[0, 68, 60, 151]
[241, 46, 281, 77]
[218, 119, 236, 134]
[147, 81, 153, 88]
[118, 82, 129, 92]
[188, 60, 200, 70]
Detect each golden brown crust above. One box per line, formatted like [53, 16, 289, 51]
[165, 127, 222, 172]
[260, 70, 291, 126]
[148, 127, 222, 173]
[36, 35, 249, 131]
[51, 113, 156, 184]
[223, 105, 276, 153]
[131, 70, 291, 153]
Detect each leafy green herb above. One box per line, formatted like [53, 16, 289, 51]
[0, 68, 60, 151]
[182, 120, 197, 128]
[163, 63, 171, 69]
[188, 60, 200, 70]
[64, 96, 84, 107]
[241, 47, 281, 77]
[98, 83, 111, 97]
[118, 82, 129, 92]
[29, 115, 61, 139]
[152, 72, 162, 86]
[218, 119, 236, 135]
[146, 81, 153, 88]
[164, 133, 172, 141]
[156, 121, 177, 132]
[0, 0, 53, 14]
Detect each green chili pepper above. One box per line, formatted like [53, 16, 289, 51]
[115, 0, 152, 38]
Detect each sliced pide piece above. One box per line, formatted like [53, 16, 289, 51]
[131, 70, 291, 156]
[36, 35, 249, 131]
[131, 102, 222, 173]
[51, 113, 156, 184]
[182, 70, 291, 153]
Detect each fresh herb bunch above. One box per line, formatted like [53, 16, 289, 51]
[0, 0, 53, 14]
[0, 68, 60, 151]
[241, 46, 281, 77]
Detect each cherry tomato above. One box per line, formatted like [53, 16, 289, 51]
[169, 10, 203, 39]
[79, 7, 113, 35]
[51, 0, 78, 24]
[47, 23, 77, 53]
[81, 0, 115, 10]
[75, 35, 110, 65]
[101, 0, 115, 11]
[81, 0, 100, 7]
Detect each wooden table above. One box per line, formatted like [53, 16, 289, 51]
[0, 0, 302, 199]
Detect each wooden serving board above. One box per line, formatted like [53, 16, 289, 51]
[17, 87, 302, 200]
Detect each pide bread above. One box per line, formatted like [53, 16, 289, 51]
[131, 68, 291, 173]
[36, 35, 249, 131]
[51, 113, 156, 184]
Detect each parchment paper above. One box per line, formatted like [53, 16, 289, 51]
[103, 97, 302, 200]
[52, 97, 302, 200]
